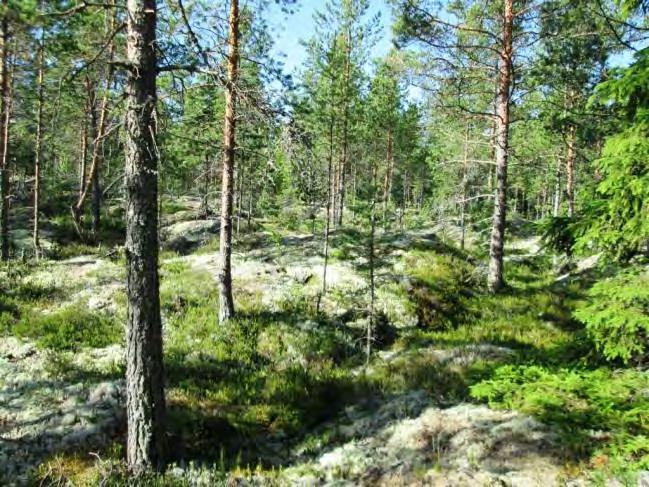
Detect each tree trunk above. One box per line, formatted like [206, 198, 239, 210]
[331, 151, 339, 226]
[400, 169, 408, 231]
[73, 8, 116, 241]
[317, 103, 336, 315]
[351, 157, 357, 221]
[247, 165, 253, 231]
[200, 152, 210, 217]
[553, 152, 561, 217]
[79, 82, 89, 198]
[218, 0, 239, 324]
[89, 84, 101, 241]
[336, 29, 352, 227]
[33, 7, 45, 257]
[382, 127, 394, 224]
[124, 0, 165, 474]
[0, 0, 10, 261]
[487, 0, 513, 293]
[565, 123, 576, 217]
[460, 122, 470, 250]
[367, 161, 377, 366]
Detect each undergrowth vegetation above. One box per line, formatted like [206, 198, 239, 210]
[157, 256, 371, 469]
[0, 262, 121, 351]
[394, 245, 649, 478]
[6, 221, 649, 484]
[12, 306, 120, 351]
[573, 266, 649, 364]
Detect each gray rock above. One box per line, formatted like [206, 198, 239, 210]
[60, 412, 77, 426]
[88, 381, 122, 407]
[162, 219, 220, 253]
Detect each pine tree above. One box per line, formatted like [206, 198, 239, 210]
[124, 0, 165, 473]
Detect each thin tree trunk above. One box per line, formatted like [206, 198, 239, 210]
[382, 127, 394, 225]
[460, 122, 470, 250]
[33, 6, 45, 258]
[247, 164, 253, 230]
[218, 0, 239, 324]
[317, 103, 336, 315]
[366, 159, 377, 365]
[351, 158, 357, 221]
[201, 152, 210, 217]
[79, 81, 90, 198]
[73, 8, 116, 240]
[124, 0, 165, 473]
[0, 0, 10, 261]
[91, 150, 102, 240]
[89, 82, 101, 241]
[337, 33, 351, 227]
[565, 123, 576, 217]
[331, 149, 339, 226]
[553, 152, 561, 217]
[487, 0, 514, 293]
[400, 170, 408, 232]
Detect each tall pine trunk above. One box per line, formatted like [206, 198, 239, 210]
[487, 0, 514, 292]
[33, 6, 45, 257]
[218, 0, 239, 324]
[124, 0, 165, 473]
[0, 0, 9, 261]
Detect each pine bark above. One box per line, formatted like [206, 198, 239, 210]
[218, 0, 239, 324]
[0, 0, 9, 261]
[487, 0, 514, 292]
[124, 0, 165, 473]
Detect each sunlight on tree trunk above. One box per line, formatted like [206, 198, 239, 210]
[124, 0, 165, 474]
[487, 0, 514, 293]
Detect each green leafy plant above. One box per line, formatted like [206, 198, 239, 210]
[471, 365, 649, 470]
[574, 269, 649, 363]
[13, 306, 121, 351]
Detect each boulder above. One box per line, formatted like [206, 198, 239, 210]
[162, 219, 220, 254]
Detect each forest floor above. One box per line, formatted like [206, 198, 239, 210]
[1, 200, 648, 486]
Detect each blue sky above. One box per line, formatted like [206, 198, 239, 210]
[265, 0, 394, 75]
[262, 0, 640, 83]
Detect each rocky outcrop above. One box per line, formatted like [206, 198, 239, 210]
[0, 337, 125, 485]
[162, 219, 220, 254]
[284, 391, 566, 486]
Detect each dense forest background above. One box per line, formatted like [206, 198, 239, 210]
[1, 0, 649, 485]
